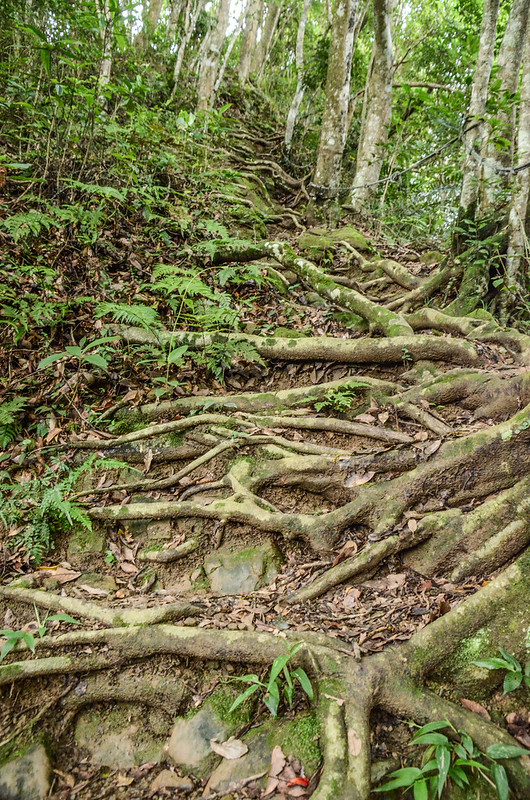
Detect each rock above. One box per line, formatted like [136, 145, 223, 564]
[203, 729, 271, 794]
[166, 707, 229, 777]
[74, 704, 166, 767]
[67, 526, 106, 560]
[0, 744, 52, 800]
[297, 229, 334, 258]
[77, 572, 117, 593]
[420, 249, 444, 265]
[150, 770, 194, 793]
[329, 225, 370, 251]
[203, 540, 282, 595]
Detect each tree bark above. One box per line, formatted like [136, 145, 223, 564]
[501, 11, 530, 318]
[346, 0, 393, 212]
[238, 0, 263, 83]
[252, 0, 282, 77]
[97, 0, 114, 87]
[171, 0, 207, 97]
[196, 0, 231, 111]
[312, 0, 358, 196]
[284, 0, 311, 152]
[135, 0, 164, 49]
[458, 0, 500, 220]
[479, 0, 530, 213]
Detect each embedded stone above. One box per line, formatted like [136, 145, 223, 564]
[329, 225, 370, 251]
[203, 540, 282, 595]
[74, 704, 165, 768]
[0, 744, 51, 800]
[166, 707, 228, 777]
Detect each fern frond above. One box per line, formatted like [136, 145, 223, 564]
[95, 302, 162, 331]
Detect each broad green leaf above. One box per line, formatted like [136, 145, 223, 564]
[40, 47, 51, 76]
[292, 667, 314, 700]
[503, 670, 523, 694]
[83, 353, 109, 370]
[413, 721, 452, 736]
[413, 779, 428, 800]
[492, 763, 509, 800]
[498, 648, 521, 671]
[47, 614, 81, 625]
[268, 654, 291, 686]
[373, 767, 423, 791]
[435, 745, 451, 797]
[472, 658, 512, 670]
[487, 744, 530, 759]
[449, 766, 469, 788]
[412, 733, 450, 747]
[228, 683, 260, 713]
[38, 352, 66, 369]
[65, 346, 83, 357]
[264, 691, 279, 716]
[0, 639, 17, 662]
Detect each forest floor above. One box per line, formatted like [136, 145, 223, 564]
[1, 123, 530, 800]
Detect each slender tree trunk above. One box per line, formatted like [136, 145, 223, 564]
[284, 0, 311, 152]
[136, 0, 165, 49]
[196, 0, 231, 111]
[479, 0, 530, 213]
[312, 0, 358, 196]
[215, 11, 244, 94]
[252, 0, 282, 76]
[171, 0, 207, 97]
[458, 0, 500, 220]
[346, 0, 393, 212]
[239, 0, 263, 83]
[97, 0, 114, 87]
[501, 13, 530, 318]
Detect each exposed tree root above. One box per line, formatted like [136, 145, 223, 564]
[2, 554, 530, 799]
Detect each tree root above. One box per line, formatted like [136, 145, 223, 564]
[138, 537, 200, 563]
[2, 555, 530, 799]
[0, 585, 203, 627]
[119, 326, 480, 368]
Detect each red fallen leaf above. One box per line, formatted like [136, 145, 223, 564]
[460, 698, 491, 720]
[287, 777, 310, 787]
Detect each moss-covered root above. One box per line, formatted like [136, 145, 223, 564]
[0, 585, 203, 628]
[311, 694, 371, 800]
[61, 671, 188, 714]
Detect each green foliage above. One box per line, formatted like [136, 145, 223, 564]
[229, 642, 313, 718]
[0, 397, 28, 448]
[0, 609, 81, 662]
[0, 455, 130, 562]
[472, 648, 530, 694]
[38, 335, 118, 373]
[374, 720, 527, 800]
[313, 382, 365, 413]
[95, 302, 162, 331]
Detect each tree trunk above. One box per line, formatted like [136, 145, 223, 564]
[284, 0, 311, 152]
[171, 0, 207, 97]
[214, 11, 244, 95]
[135, 0, 165, 49]
[238, 0, 263, 83]
[458, 0, 500, 221]
[252, 0, 282, 77]
[346, 0, 393, 213]
[196, 0, 231, 111]
[479, 0, 530, 213]
[312, 0, 358, 197]
[97, 0, 114, 87]
[501, 12, 530, 318]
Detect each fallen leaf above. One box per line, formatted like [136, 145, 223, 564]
[210, 737, 248, 760]
[120, 562, 139, 574]
[355, 413, 376, 424]
[323, 693, 345, 706]
[287, 777, 310, 788]
[37, 566, 81, 584]
[424, 439, 442, 456]
[332, 540, 358, 566]
[344, 471, 375, 488]
[77, 584, 109, 596]
[144, 448, 153, 473]
[407, 518, 418, 532]
[460, 698, 491, 720]
[343, 588, 361, 610]
[348, 730, 362, 757]
[378, 412, 389, 424]
[116, 774, 134, 787]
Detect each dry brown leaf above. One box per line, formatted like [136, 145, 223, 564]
[459, 698, 491, 720]
[144, 448, 153, 473]
[378, 412, 389, 424]
[37, 566, 81, 584]
[348, 730, 362, 757]
[210, 737, 248, 759]
[332, 540, 358, 566]
[407, 518, 418, 532]
[78, 584, 109, 596]
[323, 693, 345, 706]
[344, 471, 375, 489]
[270, 745, 286, 776]
[424, 439, 442, 456]
[120, 562, 139, 574]
[355, 413, 376, 424]
[343, 587, 361, 610]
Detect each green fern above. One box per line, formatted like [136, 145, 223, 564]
[0, 397, 28, 448]
[1, 210, 55, 242]
[95, 302, 162, 330]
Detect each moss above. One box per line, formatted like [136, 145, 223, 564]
[206, 684, 255, 729]
[165, 431, 184, 447]
[281, 711, 321, 772]
[0, 664, 23, 681]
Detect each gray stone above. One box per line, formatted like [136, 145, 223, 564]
[67, 527, 106, 559]
[0, 744, 51, 800]
[165, 707, 228, 777]
[77, 572, 117, 592]
[203, 540, 282, 595]
[74, 704, 165, 768]
[203, 729, 271, 794]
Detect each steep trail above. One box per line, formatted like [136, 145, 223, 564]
[1, 137, 530, 799]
